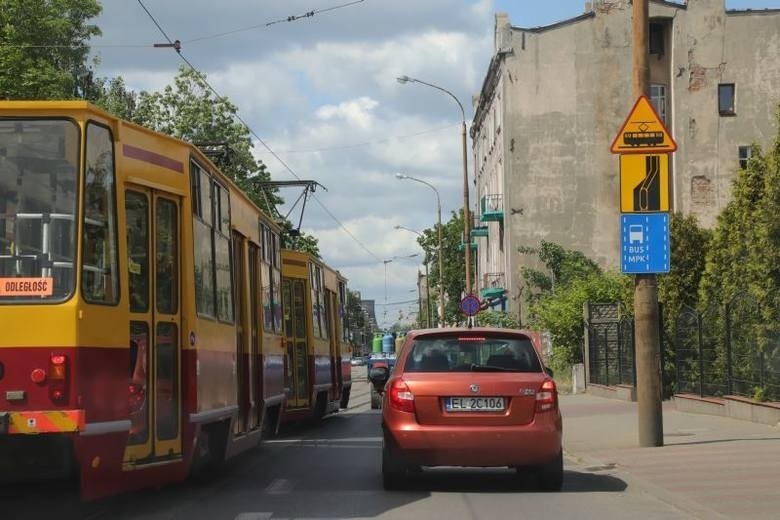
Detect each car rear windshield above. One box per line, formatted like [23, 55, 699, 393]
[404, 335, 542, 373]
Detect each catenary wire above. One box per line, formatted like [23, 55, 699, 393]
[136, 0, 383, 263]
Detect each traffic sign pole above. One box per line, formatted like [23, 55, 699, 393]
[631, 0, 664, 448]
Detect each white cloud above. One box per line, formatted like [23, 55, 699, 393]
[90, 0, 499, 310]
[316, 97, 379, 130]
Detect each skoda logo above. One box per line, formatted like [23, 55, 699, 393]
[469, 384, 480, 393]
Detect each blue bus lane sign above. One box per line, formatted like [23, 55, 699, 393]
[621, 213, 670, 274]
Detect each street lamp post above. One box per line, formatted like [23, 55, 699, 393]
[382, 253, 420, 328]
[397, 75, 472, 296]
[395, 174, 445, 327]
[394, 225, 432, 328]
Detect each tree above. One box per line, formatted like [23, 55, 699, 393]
[0, 0, 102, 99]
[92, 76, 138, 120]
[696, 109, 780, 399]
[278, 220, 320, 258]
[518, 241, 631, 372]
[475, 310, 520, 329]
[519, 241, 601, 304]
[417, 209, 473, 325]
[529, 271, 632, 372]
[656, 212, 712, 395]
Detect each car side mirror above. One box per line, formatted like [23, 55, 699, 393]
[369, 366, 390, 393]
[544, 366, 554, 378]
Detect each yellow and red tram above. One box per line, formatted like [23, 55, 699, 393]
[0, 101, 299, 499]
[280, 250, 351, 423]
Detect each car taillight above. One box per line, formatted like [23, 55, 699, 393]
[388, 379, 415, 413]
[535, 379, 557, 413]
[49, 354, 68, 404]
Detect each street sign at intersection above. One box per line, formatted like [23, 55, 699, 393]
[620, 213, 670, 274]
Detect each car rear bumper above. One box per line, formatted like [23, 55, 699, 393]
[385, 412, 562, 468]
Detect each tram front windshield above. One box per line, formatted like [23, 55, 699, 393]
[0, 119, 79, 302]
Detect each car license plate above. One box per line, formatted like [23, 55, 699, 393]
[445, 397, 505, 412]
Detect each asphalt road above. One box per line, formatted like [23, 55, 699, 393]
[4, 367, 697, 519]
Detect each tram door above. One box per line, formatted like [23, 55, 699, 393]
[248, 243, 262, 430]
[124, 187, 182, 464]
[327, 291, 340, 398]
[283, 278, 309, 408]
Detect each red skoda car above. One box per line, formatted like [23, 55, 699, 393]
[371, 328, 563, 490]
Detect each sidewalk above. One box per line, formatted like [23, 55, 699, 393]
[560, 393, 780, 519]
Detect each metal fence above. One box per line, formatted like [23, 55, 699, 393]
[672, 295, 780, 401]
[585, 303, 636, 387]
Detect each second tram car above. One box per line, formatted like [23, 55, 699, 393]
[280, 250, 351, 423]
[0, 101, 346, 499]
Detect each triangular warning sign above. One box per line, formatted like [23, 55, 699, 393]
[611, 95, 677, 154]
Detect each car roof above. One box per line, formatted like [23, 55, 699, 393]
[402, 327, 544, 360]
[405, 327, 533, 339]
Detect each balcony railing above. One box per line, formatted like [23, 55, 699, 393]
[480, 194, 504, 222]
[471, 214, 488, 237]
[480, 272, 506, 299]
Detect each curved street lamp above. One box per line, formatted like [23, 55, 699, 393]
[395, 173, 445, 327]
[394, 225, 433, 328]
[382, 253, 419, 327]
[397, 75, 472, 295]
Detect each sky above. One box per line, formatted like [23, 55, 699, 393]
[90, 0, 780, 328]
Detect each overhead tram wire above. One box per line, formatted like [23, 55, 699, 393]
[136, 0, 382, 264]
[5, 1, 367, 51]
[184, 0, 366, 43]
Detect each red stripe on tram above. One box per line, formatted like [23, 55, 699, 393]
[123, 144, 184, 173]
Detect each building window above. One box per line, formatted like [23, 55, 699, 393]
[649, 22, 665, 56]
[718, 84, 735, 116]
[650, 84, 667, 124]
[738, 146, 752, 169]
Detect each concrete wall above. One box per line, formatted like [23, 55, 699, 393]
[672, 0, 780, 226]
[471, 0, 780, 320]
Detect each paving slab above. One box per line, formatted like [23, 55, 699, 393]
[561, 393, 780, 519]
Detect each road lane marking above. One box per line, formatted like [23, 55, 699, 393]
[264, 478, 295, 495]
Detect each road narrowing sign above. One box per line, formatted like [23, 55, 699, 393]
[620, 153, 669, 212]
[611, 95, 677, 154]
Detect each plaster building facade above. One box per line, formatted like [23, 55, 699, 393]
[470, 0, 780, 321]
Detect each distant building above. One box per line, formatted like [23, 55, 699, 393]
[356, 299, 378, 353]
[471, 0, 780, 321]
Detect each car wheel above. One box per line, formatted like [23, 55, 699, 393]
[538, 450, 564, 491]
[370, 388, 382, 409]
[382, 436, 407, 490]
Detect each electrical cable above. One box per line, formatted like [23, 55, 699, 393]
[185, 0, 366, 43]
[136, 0, 383, 263]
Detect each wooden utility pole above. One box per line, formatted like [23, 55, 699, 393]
[632, 0, 664, 447]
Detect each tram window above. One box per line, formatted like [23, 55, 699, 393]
[272, 265, 282, 334]
[215, 233, 233, 322]
[0, 119, 79, 300]
[126, 191, 149, 313]
[219, 187, 230, 233]
[128, 321, 149, 445]
[156, 198, 178, 315]
[82, 122, 119, 305]
[199, 169, 212, 225]
[189, 162, 202, 217]
[194, 218, 215, 317]
[155, 322, 178, 441]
